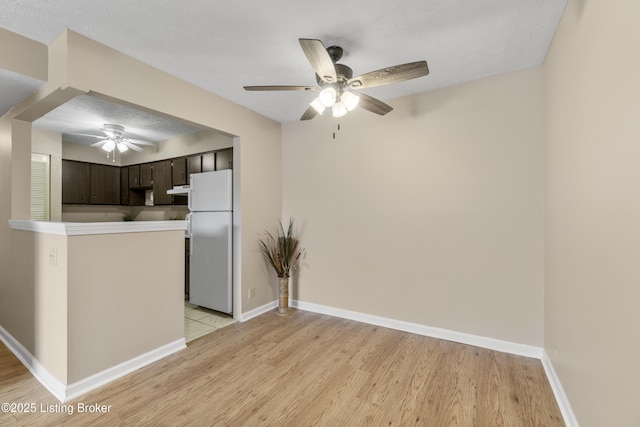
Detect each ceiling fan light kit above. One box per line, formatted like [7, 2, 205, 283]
[318, 87, 337, 107]
[244, 38, 429, 121]
[341, 91, 360, 111]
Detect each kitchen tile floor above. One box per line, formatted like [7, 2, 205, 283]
[184, 301, 236, 343]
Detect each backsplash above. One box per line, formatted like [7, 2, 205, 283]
[62, 205, 189, 222]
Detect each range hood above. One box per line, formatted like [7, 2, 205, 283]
[167, 185, 190, 195]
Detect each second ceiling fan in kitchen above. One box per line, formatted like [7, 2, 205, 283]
[244, 38, 429, 120]
[86, 124, 156, 153]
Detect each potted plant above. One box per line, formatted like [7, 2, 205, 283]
[259, 218, 303, 316]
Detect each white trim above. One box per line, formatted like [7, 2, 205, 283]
[541, 350, 579, 427]
[9, 219, 187, 236]
[64, 339, 186, 402]
[0, 325, 185, 403]
[292, 300, 542, 358]
[0, 325, 67, 401]
[240, 300, 277, 322]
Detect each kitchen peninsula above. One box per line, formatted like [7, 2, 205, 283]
[4, 219, 187, 402]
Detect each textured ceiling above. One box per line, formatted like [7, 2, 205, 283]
[0, 0, 566, 132]
[34, 95, 204, 145]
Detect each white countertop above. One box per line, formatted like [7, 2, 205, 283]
[9, 220, 188, 236]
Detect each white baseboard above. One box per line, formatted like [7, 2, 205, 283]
[292, 300, 542, 358]
[541, 350, 579, 427]
[0, 324, 185, 403]
[240, 300, 278, 322]
[0, 325, 67, 401]
[64, 339, 186, 402]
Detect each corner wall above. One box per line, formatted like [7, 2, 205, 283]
[282, 67, 545, 346]
[544, 0, 640, 425]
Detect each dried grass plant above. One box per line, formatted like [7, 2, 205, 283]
[259, 218, 303, 278]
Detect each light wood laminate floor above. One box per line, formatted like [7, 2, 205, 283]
[0, 309, 564, 426]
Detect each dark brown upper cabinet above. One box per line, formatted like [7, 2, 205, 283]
[120, 166, 129, 205]
[62, 149, 228, 206]
[129, 163, 152, 189]
[215, 148, 233, 171]
[152, 160, 173, 205]
[201, 152, 215, 172]
[62, 160, 91, 204]
[172, 158, 187, 186]
[128, 164, 140, 188]
[187, 155, 202, 180]
[90, 163, 120, 205]
[139, 163, 152, 188]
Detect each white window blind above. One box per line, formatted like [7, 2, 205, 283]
[30, 153, 50, 221]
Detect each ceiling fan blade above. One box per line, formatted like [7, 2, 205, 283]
[356, 92, 394, 115]
[244, 85, 317, 91]
[122, 140, 143, 152]
[127, 138, 156, 147]
[348, 61, 429, 89]
[90, 139, 107, 147]
[300, 105, 319, 121]
[299, 38, 337, 84]
[69, 132, 105, 138]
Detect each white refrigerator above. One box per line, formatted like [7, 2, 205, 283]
[186, 170, 233, 314]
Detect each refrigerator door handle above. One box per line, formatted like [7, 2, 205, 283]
[185, 213, 193, 255]
[187, 187, 193, 211]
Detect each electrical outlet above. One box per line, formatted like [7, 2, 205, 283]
[248, 288, 255, 299]
[49, 248, 57, 266]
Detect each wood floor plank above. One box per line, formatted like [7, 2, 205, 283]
[0, 309, 564, 426]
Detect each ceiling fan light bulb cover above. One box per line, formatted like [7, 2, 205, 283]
[342, 91, 360, 111]
[319, 87, 337, 107]
[117, 142, 128, 153]
[310, 97, 326, 114]
[332, 102, 348, 117]
[102, 140, 116, 152]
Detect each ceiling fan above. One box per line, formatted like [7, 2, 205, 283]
[82, 124, 156, 154]
[244, 38, 429, 121]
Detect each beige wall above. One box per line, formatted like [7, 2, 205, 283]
[67, 231, 184, 383]
[10, 230, 68, 383]
[283, 67, 545, 346]
[544, 0, 640, 425]
[0, 27, 47, 80]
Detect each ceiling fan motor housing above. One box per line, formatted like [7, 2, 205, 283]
[102, 123, 125, 138]
[316, 63, 353, 85]
[326, 45, 343, 62]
